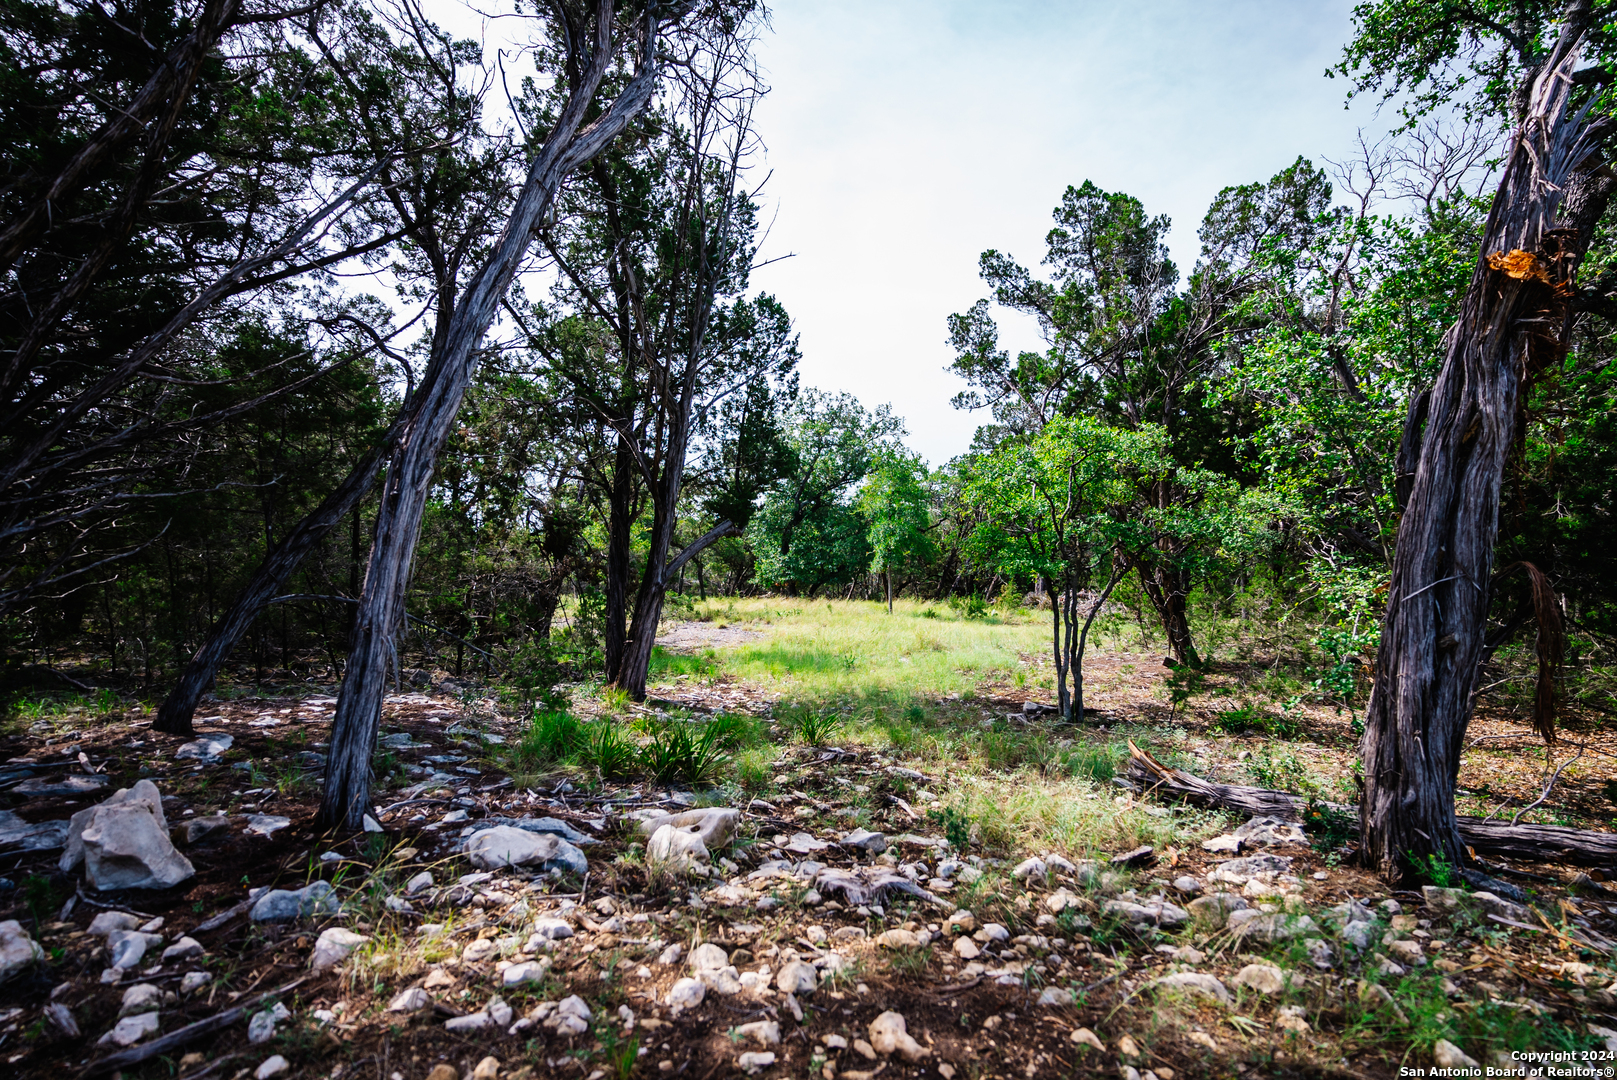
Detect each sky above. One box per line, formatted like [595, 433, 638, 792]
[742, 0, 1399, 465]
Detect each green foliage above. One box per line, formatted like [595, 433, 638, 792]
[518, 709, 585, 768]
[1061, 742, 1122, 783]
[1302, 797, 1356, 854]
[638, 721, 732, 786]
[857, 448, 938, 603]
[783, 706, 842, 746]
[925, 803, 973, 850]
[579, 721, 638, 781]
[1248, 747, 1310, 793]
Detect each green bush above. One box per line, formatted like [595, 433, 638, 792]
[578, 720, 638, 780]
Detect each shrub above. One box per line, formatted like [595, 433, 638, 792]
[785, 706, 842, 746]
[517, 708, 584, 767]
[578, 720, 638, 780]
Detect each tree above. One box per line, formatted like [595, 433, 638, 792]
[964, 417, 1172, 721]
[857, 448, 936, 613]
[318, 0, 716, 830]
[519, 15, 796, 699]
[947, 163, 1330, 663]
[1350, 2, 1617, 882]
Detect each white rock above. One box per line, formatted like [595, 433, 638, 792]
[99, 1011, 160, 1046]
[247, 1002, 289, 1044]
[405, 871, 435, 895]
[689, 942, 730, 973]
[977, 923, 1009, 943]
[1147, 972, 1231, 1003]
[1433, 1040, 1479, 1070]
[530, 916, 573, 940]
[0, 920, 45, 982]
[179, 971, 212, 994]
[119, 983, 162, 1016]
[737, 1051, 776, 1075]
[875, 928, 919, 949]
[1231, 963, 1286, 994]
[44, 1001, 79, 1037]
[87, 911, 141, 938]
[667, 976, 706, 1012]
[466, 826, 586, 874]
[445, 1012, 493, 1032]
[58, 780, 195, 890]
[162, 936, 204, 962]
[647, 823, 711, 870]
[503, 960, 551, 986]
[952, 936, 980, 959]
[656, 942, 683, 965]
[735, 1019, 781, 1046]
[776, 960, 817, 995]
[310, 927, 368, 970]
[256, 1056, 290, 1080]
[1070, 1027, 1105, 1051]
[362, 814, 384, 833]
[638, 808, 741, 848]
[1012, 857, 1048, 881]
[388, 988, 433, 1013]
[868, 1011, 929, 1061]
[1037, 987, 1074, 1006]
[107, 929, 163, 970]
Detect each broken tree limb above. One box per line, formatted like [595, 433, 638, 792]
[1124, 741, 1617, 869]
[84, 976, 307, 1075]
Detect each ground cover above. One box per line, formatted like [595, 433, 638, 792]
[0, 601, 1613, 1080]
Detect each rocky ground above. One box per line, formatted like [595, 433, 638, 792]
[0, 678, 1614, 1080]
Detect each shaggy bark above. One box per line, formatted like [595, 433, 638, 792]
[1360, 22, 1610, 883]
[318, 0, 669, 830]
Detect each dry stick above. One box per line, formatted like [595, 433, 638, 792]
[85, 976, 307, 1075]
[1509, 740, 1587, 826]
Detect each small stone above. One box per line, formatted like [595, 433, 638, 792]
[256, 1055, 290, 1079]
[502, 959, 551, 986]
[119, 983, 163, 1015]
[1037, 987, 1074, 1006]
[868, 1010, 929, 1061]
[310, 927, 368, 970]
[99, 1010, 161, 1046]
[1387, 939, 1426, 966]
[737, 1051, 776, 1075]
[1186, 1031, 1219, 1052]
[946, 909, 976, 933]
[777, 960, 817, 995]
[0, 920, 46, 982]
[247, 1003, 288, 1044]
[841, 829, 888, 854]
[88, 911, 141, 937]
[1071, 1027, 1105, 1051]
[1201, 835, 1241, 854]
[1147, 972, 1231, 1003]
[472, 1056, 500, 1080]
[647, 823, 712, 870]
[531, 916, 574, 941]
[389, 987, 433, 1013]
[180, 971, 212, 994]
[976, 923, 1009, 943]
[250, 880, 339, 922]
[1230, 963, 1286, 994]
[1171, 876, 1202, 896]
[853, 1038, 877, 1059]
[952, 936, 979, 959]
[667, 976, 706, 1012]
[735, 1019, 781, 1046]
[184, 815, 231, 845]
[876, 928, 920, 949]
[1012, 857, 1047, 880]
[107, 929, 163, 969]
[1433, 1040, 1479, 1070]
[1275, 1004, 1311, 1034]
[1118, 1034, 1141, 1057]
[45, 1002, 79, 1037]
[426, 1065, 459, 1080]
[463, 938, 498, 964]
[405, 871, 435, 895]
[939, 1065, 956, 1080]
[162, 936, 205, 962]
[444, 1012, 493, 1033]
[656, 942, 682, 965]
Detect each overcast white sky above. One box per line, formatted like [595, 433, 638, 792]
[742, 0, 1398, 465]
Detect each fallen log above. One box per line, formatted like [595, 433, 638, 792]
[1124, 741, 1617, 870]
[84, 976, 307, 1075]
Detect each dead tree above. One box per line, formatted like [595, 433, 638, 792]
[317, 0, 682, 830]
[1360, 20, 1613, 883]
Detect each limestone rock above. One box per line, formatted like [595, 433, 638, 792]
[776, 960, 817, 995]
[667, 976, 705, 1012]
[646, 823, 711, 870]
[466, 826, 587, 875]
[737, 1051, 776, 1075]
[868, 1011, 929, 1061]
[1230, 963, 1286, 994]
[87, 912, 141, 937]
[1103, 898, 1190, 929]
[840, 828, 888, 854]
[162, 936, 204, 962]
[1070, 1027, 1104, 1051]
[502, 959, 552, 987]
[107, 929, 163, 969]
[388, 988, 433, 1013]
[1147, 972, 1231, 1003]
[735, 1020, 781, 1046]
[119, 983, 163, 1016]
[58, 780, 194, 890]
[185, 816, 231, 845]
[99, 1011, 160, 1046]
[255, 1056, 290, 1080]
[1227, 910, 1317, 943]
[637, 807, 740, 849]
[1433, 1040, 1479, 1070]
[875, 928, 920, 948]
[1012, 857, 1047, 881]
[309, 927, 368, 970]
[250, 880, 339, 922]
[0, 920, 45, 982]
[175, 733, 233, 764]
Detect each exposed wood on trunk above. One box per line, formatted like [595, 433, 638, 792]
[1360, 19, 1612, 883]
[1126, 741, 1617, 869]
[318, 0, 668, 831]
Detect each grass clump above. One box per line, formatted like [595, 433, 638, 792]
[578, 720, 638, 780]
[782, 704, 842, 746]
[638, 720, 732, 785]
[516, 707, 585, 768]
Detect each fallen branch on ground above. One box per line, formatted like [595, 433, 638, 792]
[1124, 741, 1617, 869]
[84, 977, 307, 1075]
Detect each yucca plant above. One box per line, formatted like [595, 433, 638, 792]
[638, 721, 730, 785]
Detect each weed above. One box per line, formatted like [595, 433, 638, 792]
[886, 943, 934, 980]
[1248, 747, 1309, 792]
[1302, 797, 1355, 854]
[639, 721, 730, 785]
[785, 706, 842, 746]
[925, 803, 972, 850]
[1419, 852, 1460, 889]
[578, 721, 638, 780]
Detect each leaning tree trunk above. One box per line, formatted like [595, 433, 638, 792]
[318, 0, 665, 830]
[153, 415, 406, 735]
[1360, 27, 1605, 883]
[615, 516, 739, 700]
